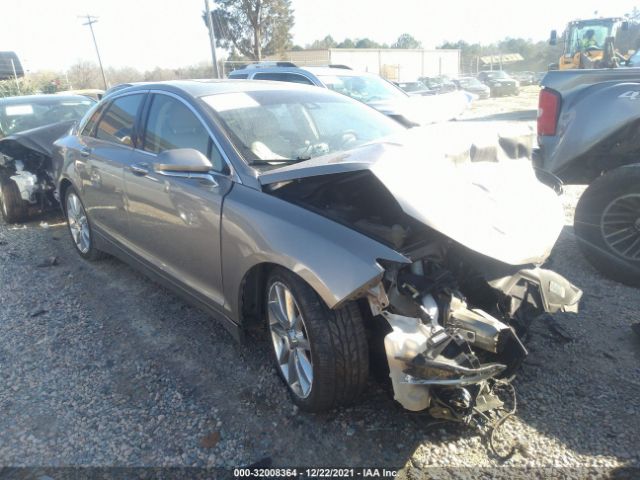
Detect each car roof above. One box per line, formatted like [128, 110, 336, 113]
[229, 65, 376, 78]
[112, 78, 329, 98]
[0, 94, 94, 105]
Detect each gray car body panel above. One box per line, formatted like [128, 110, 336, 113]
[537, 68, 640, 181]
[220, 183, 410, 321]
[54, 81, 412, 338]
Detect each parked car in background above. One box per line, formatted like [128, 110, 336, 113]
[228, 64, 471, 126]
[53, 80, 580, 421]
[511, 71, 535, 86]
[418, 76, 458, 93]
[56, 89, 105, 101]
[477, 70, 520, 96]
[534, 72, 547, 84]
[393, 81, 435, 96]
[453, 77, 490, 99]
[0, 94, 94, 222]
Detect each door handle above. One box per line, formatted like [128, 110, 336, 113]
[80, 147, 92, 157]
[130, 162, 149, 176]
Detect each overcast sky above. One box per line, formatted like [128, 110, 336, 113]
[1, 0, 635, 72]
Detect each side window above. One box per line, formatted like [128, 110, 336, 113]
[80, 103, 107, 137]
[253, 72, 314, 85]
[230, 73, 248, 79]
[143, 94, 224, 172]
[95, 94, 144, 146]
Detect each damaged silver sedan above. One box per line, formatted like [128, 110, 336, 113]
[53, 81, 581, 428]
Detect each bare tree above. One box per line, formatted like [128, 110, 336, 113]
[204, 0, 294, 60]
[67, 60, 102, 89]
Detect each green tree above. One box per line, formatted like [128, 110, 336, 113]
[354, 38, 381, 48]
[204, 0, 294, 60]
[308, 35, 337, 49]
[337, 38, 355, 48]
[392, 33, 422, 49]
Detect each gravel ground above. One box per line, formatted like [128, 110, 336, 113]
[1, 87, 639, 477]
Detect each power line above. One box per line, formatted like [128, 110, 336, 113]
[79, 14, 108, 89]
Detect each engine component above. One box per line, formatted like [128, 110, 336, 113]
[445, 295, 511, 354]
[10, 168, 40, 204]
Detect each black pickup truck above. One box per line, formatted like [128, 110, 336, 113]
[536, 67, 640, 285]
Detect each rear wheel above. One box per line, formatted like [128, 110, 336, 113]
[574, 166, 640, 285]
[0, 178, 27, 223]
[64, 187, 105, 261]
[265, 267, 369, 411]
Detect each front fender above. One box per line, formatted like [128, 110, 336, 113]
[541, 81, 640, 177]
[221, 184, 410, 322]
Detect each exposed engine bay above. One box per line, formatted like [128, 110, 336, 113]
[0, 120, 74, 217]
[267, 165, 582, 452]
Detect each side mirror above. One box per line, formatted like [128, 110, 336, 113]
[549, 30, 558, 46]
[153, 148, 212, 173]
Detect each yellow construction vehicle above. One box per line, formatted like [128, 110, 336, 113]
[549, 17, 630, 70]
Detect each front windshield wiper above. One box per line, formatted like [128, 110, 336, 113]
[250, 155, 312, 166]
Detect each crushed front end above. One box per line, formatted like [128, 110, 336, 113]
[367, 244, 581, 428]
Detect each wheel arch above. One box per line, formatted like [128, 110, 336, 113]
[58, 177, 74, 213]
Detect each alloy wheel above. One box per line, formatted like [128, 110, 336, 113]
[66, 192, 91, 254]
[267, 281, 313, 399]
[601, 193, 640, 261]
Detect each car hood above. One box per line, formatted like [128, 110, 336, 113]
[368, 90, 472, 125]
[0, 120, 76, 159]
[259, 126, 562, 266]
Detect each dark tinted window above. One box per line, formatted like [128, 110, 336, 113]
[253, 72, 314, 85]
[95, 94, 144, 146]
[81, 104, 107, 137]
[143, 94, 224, 171]
[229, 73, 249, 79]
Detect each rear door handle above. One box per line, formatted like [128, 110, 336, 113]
[130, 162, 149, 176]
[80, 147, 92, 157]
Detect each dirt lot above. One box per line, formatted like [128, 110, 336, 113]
[1, 86, 639, 477]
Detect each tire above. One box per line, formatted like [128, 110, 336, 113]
[64, 186, 105, 261]
[265, 267, 369, 412]
[574, 166, 640, 286]
[0, 178, 27, 223]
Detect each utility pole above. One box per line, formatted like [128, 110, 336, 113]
[204, 0, 220, 78]
[80, 15, 108, 89]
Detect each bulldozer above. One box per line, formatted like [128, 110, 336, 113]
[549, 17, 631, 70]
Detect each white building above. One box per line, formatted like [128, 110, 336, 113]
[264, 48, 460, 81]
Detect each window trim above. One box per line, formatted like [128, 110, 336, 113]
[91, 91, 147, 147]
[138, 90, 237, 179]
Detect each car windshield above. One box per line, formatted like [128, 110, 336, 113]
[568, 22, 611, 55]
[458, 78, 483, 88]
[202, 89, 403, 165]
[316, 74, 407, 103]
[0, 97, 94, 136]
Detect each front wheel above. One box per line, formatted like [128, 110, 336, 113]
[574, 166, 640, 285]
[64, 187, 105, 261]
[0, 178, 27, 223]
[265, 268, 369, 411]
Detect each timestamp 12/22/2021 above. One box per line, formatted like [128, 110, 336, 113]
[233, 467, 398, 478]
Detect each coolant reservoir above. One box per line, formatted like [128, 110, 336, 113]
[383, 313, 435, 411]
